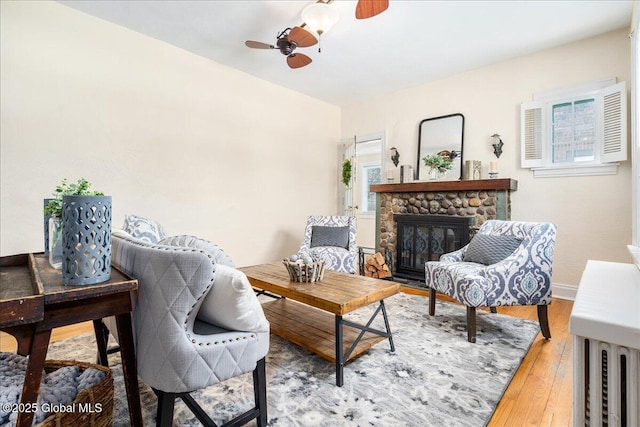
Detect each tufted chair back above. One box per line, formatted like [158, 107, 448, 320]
[103, 232, 268, 426]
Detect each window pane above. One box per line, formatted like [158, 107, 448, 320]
[552, 98, 595, 163]
[366, 166, 381, 211]
[361, 165, 381, 212]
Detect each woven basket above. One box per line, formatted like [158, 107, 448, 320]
[37, 360, 113, 427]
[283, 259, 326, 283]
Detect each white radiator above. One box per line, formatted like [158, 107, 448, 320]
[570, 260, 640, 427]
[573, 336, 640, 426]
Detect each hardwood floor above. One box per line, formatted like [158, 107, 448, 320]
[0, 289, 574, 426]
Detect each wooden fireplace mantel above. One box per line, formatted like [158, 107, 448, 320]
[370, 178, 517, 193]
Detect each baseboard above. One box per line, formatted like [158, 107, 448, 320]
[552, 282, 577, 301]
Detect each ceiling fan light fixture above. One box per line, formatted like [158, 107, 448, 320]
[301, 2, 339, 37]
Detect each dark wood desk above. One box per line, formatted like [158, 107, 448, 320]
[0, 253, 142, 427]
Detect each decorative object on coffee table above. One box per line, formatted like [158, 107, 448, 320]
[282, 257, 326, 283]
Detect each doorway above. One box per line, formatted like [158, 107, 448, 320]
[340, 133, 386, 248]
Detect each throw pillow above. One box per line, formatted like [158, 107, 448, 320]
[463, 234, 522, 265]
[122, 214, 167, 243]
[197, 265, 269, 333]
[310, 225, 350, 249]
[158, 235, 235, 267]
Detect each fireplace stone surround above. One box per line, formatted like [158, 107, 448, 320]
[370, 178, 517, 284]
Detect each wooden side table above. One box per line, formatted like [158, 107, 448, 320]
[0, 253, 142, 427]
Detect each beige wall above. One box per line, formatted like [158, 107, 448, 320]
[342, 29, 633, 288]
[1, 2, 632, 286]
[0, 1, 340, 266]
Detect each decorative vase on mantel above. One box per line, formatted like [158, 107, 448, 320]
[429, 168, 448, 180]
[61, 195, 112, 286]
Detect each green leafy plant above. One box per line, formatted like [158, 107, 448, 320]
[341, 159, 352, 187]
[422, 154, 453, 172]
[44, 178, 104, 218]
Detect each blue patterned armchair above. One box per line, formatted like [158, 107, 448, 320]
[425, 220, 557, 342]
[299, 215, 358, 274]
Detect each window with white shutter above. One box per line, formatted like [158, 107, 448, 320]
[520, 80, 627, 177]
[521, 101, 544, 168]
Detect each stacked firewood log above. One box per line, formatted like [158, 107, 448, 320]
[363, 252, 391, 279]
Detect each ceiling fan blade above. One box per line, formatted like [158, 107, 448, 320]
[287, 53, 312, 69]
[288, 26, 317, 48]
[355, 0, 389, 19]
[245, 40, 275, 49]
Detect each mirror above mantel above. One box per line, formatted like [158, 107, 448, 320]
[416, 113, 465, 181]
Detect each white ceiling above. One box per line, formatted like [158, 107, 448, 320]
[58, 0, 634, 107]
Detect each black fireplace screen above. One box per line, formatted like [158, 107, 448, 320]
[393, 215, 472, 282]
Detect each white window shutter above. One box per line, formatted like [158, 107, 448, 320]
[600, 81, 627, 163]
[520, 101, 545, 168]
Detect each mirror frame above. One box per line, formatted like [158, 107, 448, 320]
[416, 113, 465, 181]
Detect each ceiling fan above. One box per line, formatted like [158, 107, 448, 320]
[355, 0, 389, 20]
[244, 0, 389, 69]
[245, 26, 318, 69]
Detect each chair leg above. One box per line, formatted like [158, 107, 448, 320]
[254, 357, 267, 427]
[537, 305, 551, 340]
[429, 287, 436, 316]
[154, 359, 268, 427]
[466, 307, 476, 343]
[155, 390, 177, 427]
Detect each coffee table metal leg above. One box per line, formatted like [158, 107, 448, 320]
[335, 315, 344, 387]
[334, 300, 395, 387]
[380, 300, 395, 352]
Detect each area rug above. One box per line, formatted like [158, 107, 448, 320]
[45, 293, 540, 426]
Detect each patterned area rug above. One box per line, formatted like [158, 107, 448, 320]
[45, 293, 540, 426]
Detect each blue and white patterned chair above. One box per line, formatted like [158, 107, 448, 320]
[425, 220, 557, 342]
[299, 215, 358, 274]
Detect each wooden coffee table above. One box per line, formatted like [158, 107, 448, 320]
[239, 263, 400, 387]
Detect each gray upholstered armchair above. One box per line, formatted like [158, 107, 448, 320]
[425, 220, 556, 343]
[299, 215, 358, 274]
[102, 226, 269, 426]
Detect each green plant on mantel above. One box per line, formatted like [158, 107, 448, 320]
[423, 153, 453, 172]
[341, 159, 352, 187]
[44, 177, 104, 218]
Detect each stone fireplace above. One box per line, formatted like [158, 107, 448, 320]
[370, 178, 517, 284]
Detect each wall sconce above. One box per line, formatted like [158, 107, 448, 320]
[389, 147, 400, 167]
[491, 134, 504, 158]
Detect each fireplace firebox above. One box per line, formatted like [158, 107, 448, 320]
[393, 214, 473, 282]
